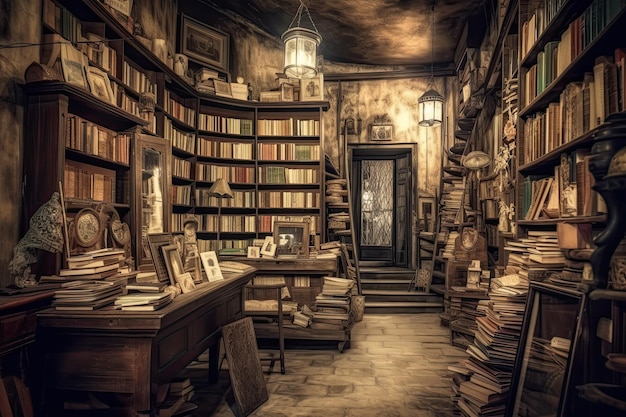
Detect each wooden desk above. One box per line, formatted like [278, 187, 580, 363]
[35, 271, 253, 416]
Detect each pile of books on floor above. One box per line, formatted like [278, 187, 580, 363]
[158, 377, 198, 417]
[310, 276, 354, 330]
[41, 248, 125, 284]
[52, 280, 124, 311]
[313, 240, 342, 259]
[114, 291, 173, 311]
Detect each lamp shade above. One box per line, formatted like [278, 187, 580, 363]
[282, 1, 321, 79]
[207, 178, 233, 198]
[418, 88, 444, 127]
[463, 151, 492, 170]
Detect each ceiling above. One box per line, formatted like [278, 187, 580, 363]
[205, 0, 489, 70]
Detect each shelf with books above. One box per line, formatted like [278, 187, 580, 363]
[519, 1, 626, 117]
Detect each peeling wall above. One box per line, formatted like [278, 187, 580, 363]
[0, 1, 40, 287]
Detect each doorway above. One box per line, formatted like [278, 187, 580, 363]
[350, 146, 413, 268]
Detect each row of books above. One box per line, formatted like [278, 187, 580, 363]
[257, 143, 321, 161]
[257, 118, 321, 137]
[520, 151, 606, 221]
[172, 157, 193, 179]
[257, 166, 320, 184]
[197, 138, 254, 159]
[258, 191, 320, 209]
[164, 90, 196, 127]
[63, 160, 117, 203]
[171, 213, 257, 233]
[165, 117, 196, 153]
[195, 189, 256, 208]
[197, 114, 254, 135]
[522, 51, 625, 162]
[65, 114, 130, 165]
[195, 163, 254, 183]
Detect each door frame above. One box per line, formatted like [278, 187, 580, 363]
[348, 143, 418, 268]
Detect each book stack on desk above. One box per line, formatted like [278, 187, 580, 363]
[42, 248, 125, 283]
[114, 292, 173, 311]
[52, 280, 124, 310]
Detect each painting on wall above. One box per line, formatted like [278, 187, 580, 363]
[180, 14, 229, 73]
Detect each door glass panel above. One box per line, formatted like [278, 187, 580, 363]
[142, 147, 165, 244]
[361, 160, 393, 246]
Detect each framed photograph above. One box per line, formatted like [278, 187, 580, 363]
[281, 83, 294, 102]
[418, 197, 437, 233]
[260, 236, 276, 257]
[200, 251, 223, 282]
[175, 272, 197, 293]
[161, 243, 185, 286]
[300, 73, 324, 101]
[259, 91, 281, 102]
[273, 221, 310, 258]
[180, 14, 229, 73]
[247, 246, 260, 258]
[370, 123, 393, 141]
[86, 66, 115, 105]
[147, 233, 172, 285]
[60, 42, 88, 90]
[230, 82, 248, 100]
[213, 79, 232, 98]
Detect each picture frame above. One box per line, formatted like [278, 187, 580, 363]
[175, 271, 197, 293]
[259, 91, 281, 102]
[60, 42, 88, 90]
[213, 79, 232, 98]
[260, 236, 276, 257]
[147, 233, 173, 285]
[247, 246, 260, 258]
[370, 123, 393, 141]
[161, 243, 186, 286]
[230, 82, 248, 100]
[86, 66, 115, 105]
[300, 73, 324, 101]
[200, 251, 223, 282]
[506, 282, 586, 417]
[418, 197, 437, 233]
[273, 221, 310, 258]
[280, 83, 294, 102]
[180, 14, 229, 73]
[182, 217, 203, 283]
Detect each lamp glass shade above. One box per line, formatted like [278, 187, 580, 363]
[207, 178, 233, 198]
[418, 88, 444, 127]
[463, 151, 492, 170]
[282, 27, 320, 79]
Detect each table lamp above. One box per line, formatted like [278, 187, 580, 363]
[208, 178, 233, 255]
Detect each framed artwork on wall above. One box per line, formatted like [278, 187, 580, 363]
[370, 123, 393, 141]
[180, 14, 229, 73]
[300, 73, 324, 101]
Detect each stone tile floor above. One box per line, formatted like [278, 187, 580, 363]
[185, 313, 466, 417]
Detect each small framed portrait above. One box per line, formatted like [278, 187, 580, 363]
[281, 83, 294, 102]
[86, 66, 115, 105]
[273, 221, 310, 258]
[260, 236, 276, 257]
[213, 79, 232, 98]
[370, 124, 393, 141]
[200, 250, 223, 282]
[180, 14, 229, 72]
[60, 42, 88, 90]
[147, 233, 173, 285]
[175, 272, 197, 293]
[247, 246, 260, 258]
[300, 73, 324, 101]
[161, 243, 185, 286]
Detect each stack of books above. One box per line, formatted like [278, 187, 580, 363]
[52, 280, 124, 310]
[114, 291, 173, 311]
[42, 248, 125, 284]
[310, 276, 354, 329]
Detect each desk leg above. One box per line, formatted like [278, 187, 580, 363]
[208, 342, 221, 384]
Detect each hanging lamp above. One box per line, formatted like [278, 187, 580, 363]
[282, 0, 322, 79]
[418, 1, 444, 127]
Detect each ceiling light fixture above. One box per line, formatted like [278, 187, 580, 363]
[418, 1, 444, 127]
[282, 0, 322, 79]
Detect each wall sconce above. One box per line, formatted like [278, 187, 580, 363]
[418, 1, 444, 127]
[282, 0, 322, 79]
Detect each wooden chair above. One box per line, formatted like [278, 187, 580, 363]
[244, 283, 286, 374]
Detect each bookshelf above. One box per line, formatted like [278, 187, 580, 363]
[25, 0, 330, 275]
